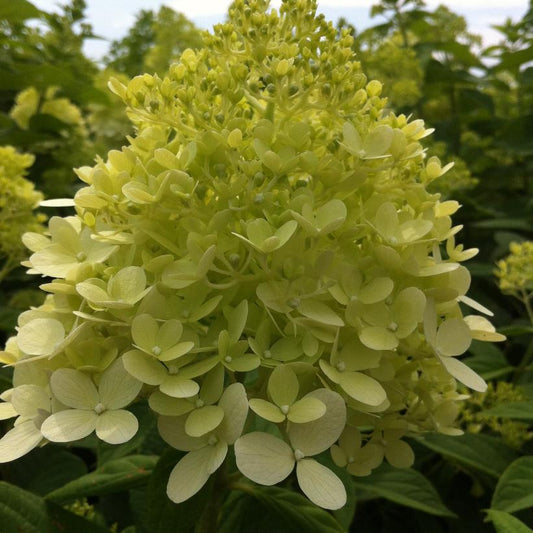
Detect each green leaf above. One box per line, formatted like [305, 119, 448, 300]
[417, 433, 518, 478]
[482, 402, 533, 421]
[45, 455, 158, 504]
[486, 510, 533, 533]
[144, 449, 212, 533]
[46, 501, 110, 533]
[352, 465, 455, 517]
[492, 457, 533, 513]
[8, 447, 87, 496]
[221, 485, 345, 533]
[0, 481, 50, 533]
[0, 0, 41, 22]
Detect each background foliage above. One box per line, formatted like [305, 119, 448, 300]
[0, 0, 532, 531]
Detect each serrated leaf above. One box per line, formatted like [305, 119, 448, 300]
[0, 481, 50, 533]
[417, 433, 518, 478]
[45, 455, 158, 503]
[352, 465, 455, 517]
[486, 510, 533, 533]
[481, 402, 533, 421]
[223, 484, 345, 533]
[492, 457, 533, 513]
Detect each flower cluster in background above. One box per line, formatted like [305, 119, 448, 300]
[0, 0, 505, 511]
[0, 146, 46, 282]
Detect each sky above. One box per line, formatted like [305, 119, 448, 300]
[32, 0, 529, 62]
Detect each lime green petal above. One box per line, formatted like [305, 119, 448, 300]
[179, 356, 219, 379]
[10, 385, 49, 418]
[226, 352, 261, 372]
[275, 220, 298, 247]
[288, 389, 346, 456]
[227, 300, 248, 343]
[185, 405, 224, 437]
[167, 447, 214, 504]
[160, 376, 199, 398]
[298, 300, 344, 327]
[375, 203, 398, 240]
[158, 415, 208, 451]
[439, 356, 487, 392]
[217, 383, 248, 444]
[436, 318, 471, 357]
[76, 281, 109, 305]
[330, 445, 348, 468]
[41, 409, 97, 442]
[249, 399, 285, 423]
[359, 327, 398, 351]
[158, 319, 184, 350]
[149, 391, 195, 416]
[398, 219, 432, 243]
[199, 365, 224, 405]
[268, 365, 299, 406]
[296, 458, 346, 510]
[385, 439, 414, 468]
[99, 357, 142, 409]
[315, 199, 347, 234]
[319, 360, 341, 384]
[159, 342, 195, 362]
[95, 409, 138, 444]
[341, 122, 363, 153]
[0, 420, 43, 463]
[358, 277, 394, 305]
[423, 298, 437, 347]
[464, 315, 506, 342]
[288, 397, 326, 424]
[17, 318, 65, 356]
[246, 219, 273, 245]
[269, 336, 302, 362]
[0, 402, 17, 420]
[108, 266, 146, 303]
[50, 369, 99, 409]
[131, 314, 158, 352]
[123, 349, 167, 386]
[235, 432, 294, 485]
[339, 339, 382, 372]
[363, 125, 393, 158]
[339, 371, 387, 406]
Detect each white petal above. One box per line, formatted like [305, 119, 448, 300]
[95, 409, 138, 444]
[17, 318, 65, 356]
[50, 369, 99, 409]
[41, 409, 97, 442]
[167, 443, 227, 504]
[439, 356, 487, 392]
[288, 389, 346, 456]
[296, 458, 347, 510]
[11, 385, 50, 418]
[0, 420, 43, 462]
[234, 432, 295, 485]
[39, 198, 76, 207]
[0, 402, 17, 420]
[99, 357, 142, 409]
[158, 415, 209, 451]
[217, 383, 249, 444]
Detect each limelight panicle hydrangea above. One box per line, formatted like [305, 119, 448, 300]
[0, 146, 46, 279]
[0, 0, 505, 510]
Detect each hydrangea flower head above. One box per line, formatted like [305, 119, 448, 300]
[0, 0, 504, 510]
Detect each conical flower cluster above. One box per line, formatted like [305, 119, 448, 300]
[0, 0, 504, 510]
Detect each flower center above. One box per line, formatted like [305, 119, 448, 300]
[294, 449, 305, 461]
[94, 402, 106, 414]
